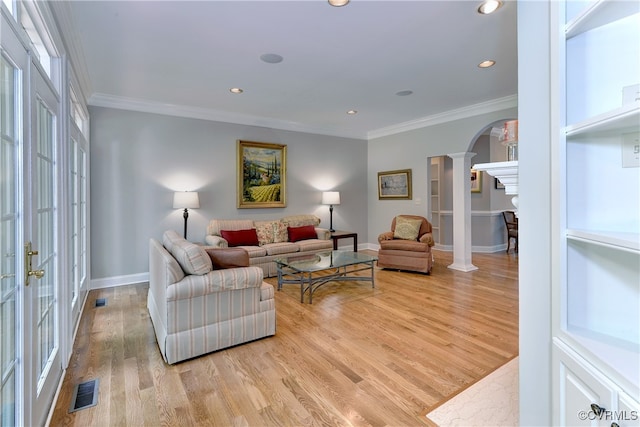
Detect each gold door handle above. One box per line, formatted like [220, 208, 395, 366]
[28, 270, 45, 279]
[25, 242, 45, 287]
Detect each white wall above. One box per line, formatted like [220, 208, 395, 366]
[90, 106, 368, 281]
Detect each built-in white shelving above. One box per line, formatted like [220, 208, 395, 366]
[552, 0, 640, 422]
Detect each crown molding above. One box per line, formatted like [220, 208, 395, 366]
[88, 93, 368, 140]
[367, 94, 518, 140]
[89, 92, 518, 141]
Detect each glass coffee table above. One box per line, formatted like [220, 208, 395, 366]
[275, 250, 377, 303]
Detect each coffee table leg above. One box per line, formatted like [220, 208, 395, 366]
[370, 261, 375, 288]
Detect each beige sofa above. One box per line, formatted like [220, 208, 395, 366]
[205, 214, 333, 277]
[148, 230, 276, 364]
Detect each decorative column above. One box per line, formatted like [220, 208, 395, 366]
[447, 152, 478, 272]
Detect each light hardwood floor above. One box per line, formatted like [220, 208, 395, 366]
[49, 249, 519, 426]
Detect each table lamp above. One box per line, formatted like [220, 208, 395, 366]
[321, 191, 340, 232]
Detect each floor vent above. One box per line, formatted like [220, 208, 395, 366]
[95, 298, 107, 307]
[68, 379, 99, 413]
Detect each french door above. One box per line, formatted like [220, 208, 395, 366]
[1, 12, 62, 426]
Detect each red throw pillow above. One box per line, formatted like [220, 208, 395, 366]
[220, 229, 259, 247]
[287, 225, 317, 242]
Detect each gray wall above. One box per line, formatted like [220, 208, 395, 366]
[90, 106, 368, 280]
[367, 106, 518, 249]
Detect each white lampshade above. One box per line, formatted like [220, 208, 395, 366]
[173, 191, 200, 209]
[322, 191, 340, 205]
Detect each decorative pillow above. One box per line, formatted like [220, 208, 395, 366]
[273, 221, 288, 243]
[220, 229, 259, 247]
[255, 221, 276, 246]
[394, 216, 423, 241]
[287, 225, 317, 242]
[205, 248, 250, 270]
[169, 240, 212, 275]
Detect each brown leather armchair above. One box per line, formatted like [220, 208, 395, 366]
[377, 215, 435, 274]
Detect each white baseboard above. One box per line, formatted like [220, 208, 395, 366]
[90, 272, 149, 289]
[473, 244, 509, 253]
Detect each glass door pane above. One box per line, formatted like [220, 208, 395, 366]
[0, 53, 18, 427]
[34, 100, 56, 386]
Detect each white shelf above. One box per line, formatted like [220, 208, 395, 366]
[566, 0, 640, 39]
[566, 229, 640, 252]
[564, 330, 640, 393]
[566, 103, 640, 137]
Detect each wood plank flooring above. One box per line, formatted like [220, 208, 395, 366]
[48, 250, 519, 426]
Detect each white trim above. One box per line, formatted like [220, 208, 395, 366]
[88, 93, 367, 140]
[473, 244, 509, 253]
[90, 272, 149, 289]
[87, 92, 518, 141]
[368, 95, 518, 139]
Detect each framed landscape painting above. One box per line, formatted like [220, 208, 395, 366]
[237, 140, 287, 208]
[378, 169, 412, 200]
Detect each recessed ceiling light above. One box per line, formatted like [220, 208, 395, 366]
[230, 87, 243, 94]
[260, 53, 283, 64]
[396, 90, 414, 97]
[347, 110, 358, 115]
[328, 0, 349, 6]
[478, 60, 496, 68]
[478, 0, 503, 14]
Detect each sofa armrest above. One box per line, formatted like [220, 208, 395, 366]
[204, 235, 229, 248]
[378, 231, 394, 243]
[166, 266, 264, 301]
[419, 232, 435, 247]
[315, 227, 331, 240]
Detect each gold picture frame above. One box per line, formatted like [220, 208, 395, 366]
[378, 169, 412, 200]
[237, 140, 287, 208]
[470, 168, 482, 193]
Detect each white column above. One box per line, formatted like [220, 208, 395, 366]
[447, 152, 478, 272]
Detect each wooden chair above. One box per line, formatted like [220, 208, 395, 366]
[502, 210, 518, 253]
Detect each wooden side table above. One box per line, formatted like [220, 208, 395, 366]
[330, 230, 358, 252]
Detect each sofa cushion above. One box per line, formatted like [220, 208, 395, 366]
[255, 220, 288, 246]
[288, 225, 317, 242]
[263, 242, 299, 256]
[205, 248, 250, 270]
[221, 229, 260, 247]
[296, 239, 333, 252]
[379, 239, 431, 252]
[393, 216, 423, 240]
[169, 239, 212, 275]
[241, 246, 268, 258]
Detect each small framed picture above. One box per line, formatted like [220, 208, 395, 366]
[470, 169, 482, 193]
[495, 177, 505, 190]
[378, 169, 412, 200]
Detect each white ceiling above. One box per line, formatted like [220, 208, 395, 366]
[54, 0, 518, 139]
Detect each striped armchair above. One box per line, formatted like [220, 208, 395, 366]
[147, 230, 276, 364]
